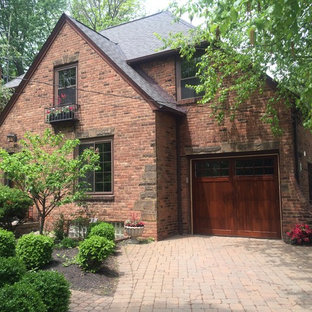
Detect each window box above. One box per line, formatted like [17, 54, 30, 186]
[45, 104, 78, 124]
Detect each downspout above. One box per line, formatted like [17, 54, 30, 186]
[176, 116, 183, 234]
[292, 107, 300, 184]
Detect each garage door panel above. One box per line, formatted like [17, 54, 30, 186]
[192, 156, 281, 239]
[235, 178, 280, 237]
[193, 180, 234, 235]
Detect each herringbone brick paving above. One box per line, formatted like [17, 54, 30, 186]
[70, 235, 312, 311]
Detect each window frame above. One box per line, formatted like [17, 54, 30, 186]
[54, 63, 78, 107]
[78, 137, 114, 197]
[176, 54, 203, 101]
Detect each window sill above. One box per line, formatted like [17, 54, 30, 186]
[84, 194, 115, 202]
[177, 96, 203, 105]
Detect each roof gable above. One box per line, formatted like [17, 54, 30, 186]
[0, 13, 185, 125]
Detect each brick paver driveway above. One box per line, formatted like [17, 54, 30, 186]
[70, 235, 312, 311]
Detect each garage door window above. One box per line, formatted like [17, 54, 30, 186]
[235, 158, 274, 176]
[195, 160, 229, 177]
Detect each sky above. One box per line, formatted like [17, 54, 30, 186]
[143, 0, 200, 25]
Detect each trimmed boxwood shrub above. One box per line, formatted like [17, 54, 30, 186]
[77, 235, 115, 272]
[0, 257, 26, 287]
[0, 228, 16, 257]
[0, 281, 46, 312]
[21, 270, 70, 312]
[0, 185, 32, 230]
[88, 222, 115, 241]
[16, 233, 54, 270]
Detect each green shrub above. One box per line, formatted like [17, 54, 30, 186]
[0, 281, 46, 312]
[88, 222, 115, 241]
[0, 185, 32, 230]
[77, 235, 115, 272]
[53, 214, 66, 242]
[0, 228, 16, 257]
[0, 257, 26, 287]
[55, 237, 78, 249]
[22, 270, 70, 312]
[16, 233, 54, 270]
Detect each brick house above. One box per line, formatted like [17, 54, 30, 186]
[1, 12, 312, 240]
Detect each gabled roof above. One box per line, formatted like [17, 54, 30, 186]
[68, 16, 184, 113]
[0, 13, 186, 125]
[100, 11, 193, 61]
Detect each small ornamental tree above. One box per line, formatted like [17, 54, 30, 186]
[0, 129, 99, 234]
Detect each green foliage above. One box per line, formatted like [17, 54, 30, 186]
[21, 270, 70, 312]
[0, 80, 13, 111]
[0, 185, 32, 230]
[77, 235, 115, 272]
[55, 237, 79, 249]
[168, 0, 312, 134]
[0, 257, 26, 287]
[0, 0, 67, 77]
[88, 222, 115, 241]
[0, 281, 46, 312]
[70, 0, 145, 31]
[16, 233, 54, 270]
[0, 129, 100, 234]
[86, 220, 101, 236]
[53, 214, 66, 242]
[0, 228, 16, 257]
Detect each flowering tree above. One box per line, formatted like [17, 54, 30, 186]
[0, 129, 99, 234]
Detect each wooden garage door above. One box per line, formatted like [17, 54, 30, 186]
[192, 156, 281, 238]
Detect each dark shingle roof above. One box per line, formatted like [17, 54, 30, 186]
[68, 16, 185, 113]
[100, 11, 193, 61]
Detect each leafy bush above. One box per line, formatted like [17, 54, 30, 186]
[0, 281, 46, 312]
[16, 233, 54, 270]
[286, 224, 312, 245]
[0, 185, 32, 230]
[88, 222, 115, 241]
[53, 214, 66, 242]
[0, 257, 26, 287]
[0, 228, 16, 257]
[55, 237, 78, 249]
[77, 235, 115, 272]
[21, 270, 70, 312]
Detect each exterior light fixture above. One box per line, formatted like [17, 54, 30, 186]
[7, 133, 17, 143]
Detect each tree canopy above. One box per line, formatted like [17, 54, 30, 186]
[0, 0, 68, 79]
[0, 129, 100, 233]
[169, 0, 312, 134]
[70, 0, 145, 31]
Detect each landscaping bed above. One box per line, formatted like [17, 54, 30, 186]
[46, 245, 120, 296]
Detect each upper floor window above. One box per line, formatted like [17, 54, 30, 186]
[55, 65, 77, 106]
[177, 55, 204, 100]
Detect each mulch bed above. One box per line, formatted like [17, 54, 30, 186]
[45, 244, 122, 296]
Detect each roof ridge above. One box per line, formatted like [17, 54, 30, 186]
[164, 11, 195, 29]
[100, 11, 169, 32]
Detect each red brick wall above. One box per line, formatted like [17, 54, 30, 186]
[155, 112, 178, 240]
[141, 56, 312, 238]
[0, 22, 159, 238]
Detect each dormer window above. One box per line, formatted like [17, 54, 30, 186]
[176, 54, 204, 100]
[55, 65, 77, 106]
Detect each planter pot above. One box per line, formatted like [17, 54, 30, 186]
[124, 226, 144, 243]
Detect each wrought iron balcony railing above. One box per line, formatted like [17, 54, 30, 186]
[45, 104, 78, 124]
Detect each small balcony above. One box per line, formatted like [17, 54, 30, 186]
[45, 104, 78, 124]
